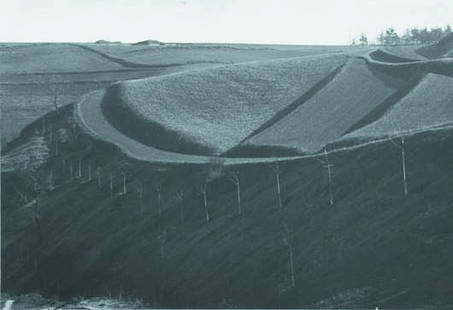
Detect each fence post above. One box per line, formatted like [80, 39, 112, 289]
[401, 137, 408, 197]
[272, 162, 283, 210]
[324, 149, 334, 206]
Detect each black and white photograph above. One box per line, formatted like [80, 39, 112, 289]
[1, 0, 453, 309]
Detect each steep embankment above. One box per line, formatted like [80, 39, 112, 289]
[344, 73, 453, 140]
[101, 54, 349, 155]
[2, 104, 453, 308]
[236, 58, 408, 155]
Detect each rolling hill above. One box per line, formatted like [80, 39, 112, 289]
[0, 43, 125, 73]
[1, 43, 358, 147]
[344, 73, 453, 140]
[76, 49, 452, 159]
[102, 54, 349, 155]
[81, 42, 356, 67]
[237, 58, 409, 154]
[2, 104, 453, 309]
[2, 42, 453, 309]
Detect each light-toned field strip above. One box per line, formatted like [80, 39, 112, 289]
[75, 89, 453, 166]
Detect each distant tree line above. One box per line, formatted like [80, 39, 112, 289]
[352, 25, 452, 46]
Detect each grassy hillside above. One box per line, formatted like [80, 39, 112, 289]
[2, 106, 453, 309]
[382, 46, 427, 60]
[370, 47, 426, 62]
[344, 73, 453, 140]
[1, 81, 109, 146]
[0, 65, 220, 146]
[1, 78, 134, 147]
[3, 43, 453, 309]
[1, 43, 357, 147]
[0, 43, 134, 145]
[0, 44, 125, 73]
[239, 58, 408, 155]
[103, 54, 349, 155]
[0, 43, 229, 146]
[416, 33, 453, 59]
[83, 43, 356, 66]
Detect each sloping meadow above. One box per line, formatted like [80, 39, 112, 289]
[83, 43, 352, 67]
[0, 43, 125, 73]
[344, 73, 453, 140]
[239, 58, 409, 154]
[101, 54, 349, 155]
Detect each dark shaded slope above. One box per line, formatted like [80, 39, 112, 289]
[2, 107, 453, 309]
[101, 84, 217, 155]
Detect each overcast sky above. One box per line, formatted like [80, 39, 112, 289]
[1, 0, 452, 44]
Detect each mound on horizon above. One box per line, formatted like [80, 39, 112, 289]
[133, 39, 164, 46]
[101, 54, 349, 155]
[94, 40, 122, 44]
[344, 73, 453, 140]
[237, 58, 409, 155]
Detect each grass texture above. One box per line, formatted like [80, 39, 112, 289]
[416, 33, 453, 59]
[103, 54, 349, 154]
[83, 43, 354, 67]
[0, 43, 124, 73]
[345, 73, 453, 139]
[375, 46, 427, 62]
[242, 58, 406, 154]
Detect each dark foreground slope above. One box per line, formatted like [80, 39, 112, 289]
[2, 106, 453, 309]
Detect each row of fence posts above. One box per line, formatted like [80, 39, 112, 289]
[268, 136, 409, 290]
[41, 116, 411, 294]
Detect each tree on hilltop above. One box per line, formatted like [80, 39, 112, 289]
[359, 33, 368, 46]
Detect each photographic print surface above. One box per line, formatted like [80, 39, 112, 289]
[1, 1, 453, 309]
